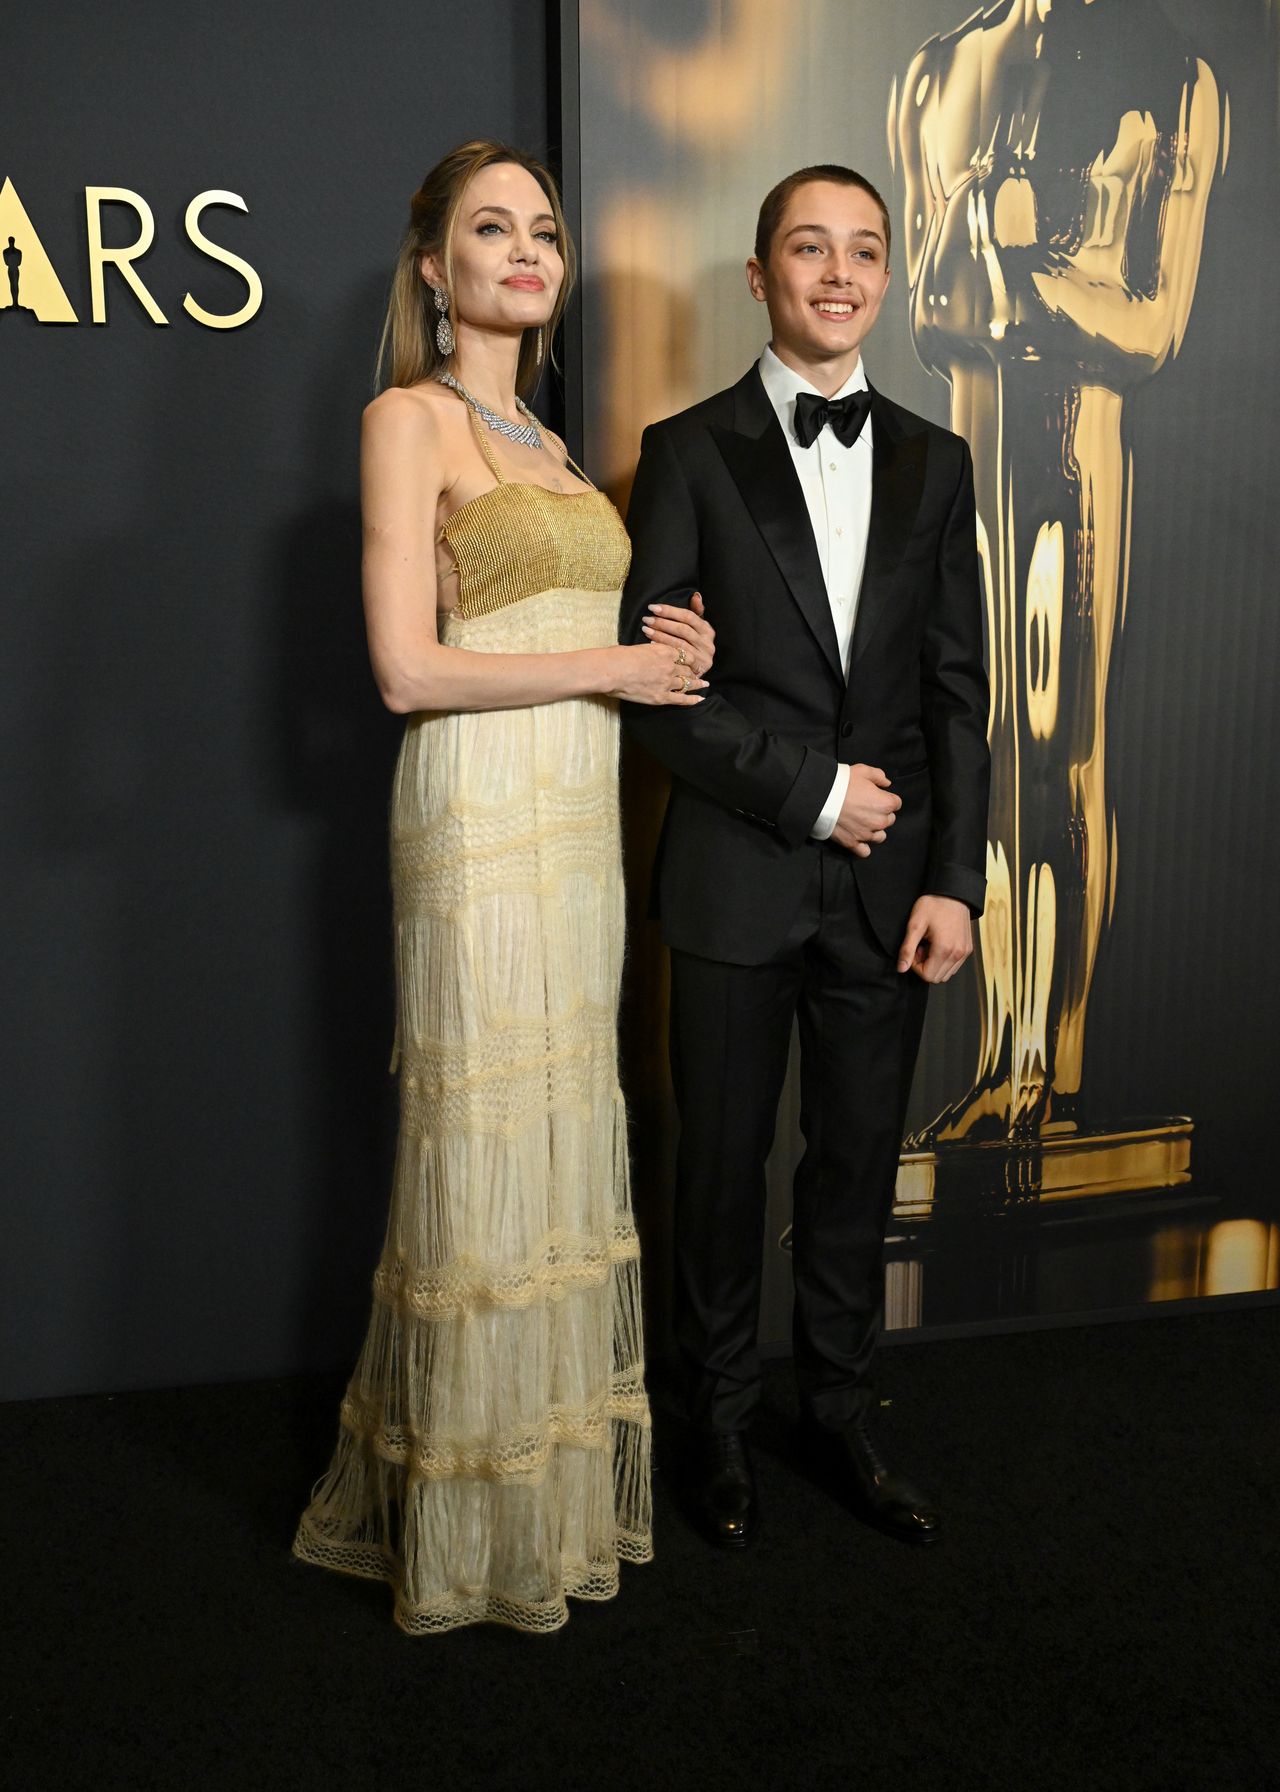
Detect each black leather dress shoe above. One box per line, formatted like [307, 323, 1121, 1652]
[688, 1429, 757, 1549]
[800, 1413, 941, 1546]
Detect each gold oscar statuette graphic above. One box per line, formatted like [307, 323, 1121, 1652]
[0, 177, 79, 322]
[893, 0, 1221, 1214]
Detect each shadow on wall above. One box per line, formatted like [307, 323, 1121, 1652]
[16, 322, 272, 1399]
[7, 274, 400, 1414]
[582, 267, 697, 1375]
[266, 275, 404, 1406]
[583, 267, 698, 514]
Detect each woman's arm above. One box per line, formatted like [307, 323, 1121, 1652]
[361, 389, 705, 715]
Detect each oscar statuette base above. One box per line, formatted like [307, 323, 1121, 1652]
[893, 1118, 1194, 1221]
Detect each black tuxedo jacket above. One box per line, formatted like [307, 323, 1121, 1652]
[619, 365, 990, 966]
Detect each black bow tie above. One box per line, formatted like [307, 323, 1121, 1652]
[793, 388, 872, 451]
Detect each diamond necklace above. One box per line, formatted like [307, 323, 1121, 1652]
[436, 370, 544, 450]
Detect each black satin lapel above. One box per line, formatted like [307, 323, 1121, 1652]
[849, 401, 928, 667]
[711, 412, 842, 681]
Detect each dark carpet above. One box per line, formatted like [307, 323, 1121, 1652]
[3, 1306, 1275, 1792]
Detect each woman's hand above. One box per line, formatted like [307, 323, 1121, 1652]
[641, 591, 716, 677]
[604, 641, 709, 706]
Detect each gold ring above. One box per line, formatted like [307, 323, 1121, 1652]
[676, 647, 687, 666]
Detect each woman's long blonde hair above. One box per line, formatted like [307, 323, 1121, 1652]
[376, 140, 576, 399]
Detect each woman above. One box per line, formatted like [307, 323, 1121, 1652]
[292, 141, 713, 1635]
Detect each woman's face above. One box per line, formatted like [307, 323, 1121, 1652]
[424, 161, 564, 337]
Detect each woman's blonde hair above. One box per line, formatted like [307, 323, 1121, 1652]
[376, 140, 576, 398]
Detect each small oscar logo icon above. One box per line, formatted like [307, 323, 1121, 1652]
[893, 0, 1221, 1212]
[0, 179, 78, 322]
[4, 235, 23, 310]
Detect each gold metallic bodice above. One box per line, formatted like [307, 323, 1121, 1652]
[440, 410, 631, 620]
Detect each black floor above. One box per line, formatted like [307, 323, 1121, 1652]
[4, 1306, 1276, 1792]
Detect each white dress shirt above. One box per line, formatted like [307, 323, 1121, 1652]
[757, 344, 873, 840]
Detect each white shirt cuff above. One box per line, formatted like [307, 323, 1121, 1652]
[810, 763, 851, 841]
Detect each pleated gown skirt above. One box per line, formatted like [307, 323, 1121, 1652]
[293, 581, 653, 1634]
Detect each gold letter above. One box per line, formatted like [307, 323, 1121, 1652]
[84, 187, 168, 325]
[182, 192, 263, 330]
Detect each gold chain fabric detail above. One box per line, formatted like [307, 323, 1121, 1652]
[442, 483, 630, 619]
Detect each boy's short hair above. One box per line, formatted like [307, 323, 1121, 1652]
[755, 164, 892, 266]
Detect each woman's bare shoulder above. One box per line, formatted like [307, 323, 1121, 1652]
[363, 380, 464, 446]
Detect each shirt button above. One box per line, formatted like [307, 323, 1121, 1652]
[829, 462, 837, 471]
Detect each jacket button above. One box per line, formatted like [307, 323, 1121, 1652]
[839, 722, 853, 740]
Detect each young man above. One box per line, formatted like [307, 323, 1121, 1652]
[619, 166, 990, 1548]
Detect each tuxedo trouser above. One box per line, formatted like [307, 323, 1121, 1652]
[669, 847, 928, 1434]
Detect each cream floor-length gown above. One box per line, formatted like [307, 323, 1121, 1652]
[292, 412, 652, 1634]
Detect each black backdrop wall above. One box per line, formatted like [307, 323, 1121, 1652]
[7, 2, 1277, 1407]
[1, 3, 548, 1400]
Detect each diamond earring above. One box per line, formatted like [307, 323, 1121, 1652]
[432, 286, 454, 357]
[536, 325, 545, 368]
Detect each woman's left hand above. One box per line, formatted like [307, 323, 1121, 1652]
[641, 591, 716, 678]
